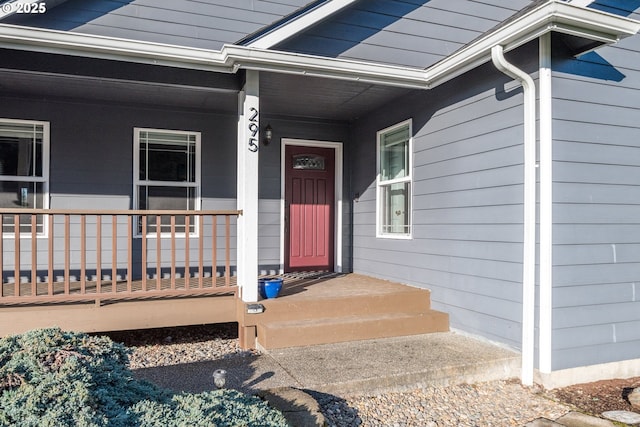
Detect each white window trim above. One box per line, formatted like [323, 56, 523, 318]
[0, 118, 50, 238]
[376, 119, 413, 239]
[133, 127, 201, 238]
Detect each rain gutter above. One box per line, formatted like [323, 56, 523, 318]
[491, 44, 537, 387]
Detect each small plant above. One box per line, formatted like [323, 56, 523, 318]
[0, 328, 288, 427]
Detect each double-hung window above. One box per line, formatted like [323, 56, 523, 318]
[377, 120, 412, 238]
[0, 118, 49, 234]
[134, 128, 201, 236]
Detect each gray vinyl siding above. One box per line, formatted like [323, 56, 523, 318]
[550, 10, 640, 370]
[6, 0, 312, 49]
[1, 93, 350, 277]
[351, 49, 536, 349]
[276, 0, 530, 68]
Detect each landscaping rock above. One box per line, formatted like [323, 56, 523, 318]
[629, 387, 640, 411]
[525, 418, 565, 426]
[602, 410, 640, 425]
[556, 411, 616, 427]
[258, 387, 326, 427]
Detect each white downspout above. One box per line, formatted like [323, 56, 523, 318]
[491, 45, 536, 386]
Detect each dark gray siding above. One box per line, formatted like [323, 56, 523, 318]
[1, 93, 350, 276]
[1, 97, 241, 276]
[350, 48, 537, 349]
[6, 0, 312, 49]
[550, 6, 640, 370]
[277, 0, 530, 68]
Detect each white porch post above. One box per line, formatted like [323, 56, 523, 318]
[237, 70, 260, 302]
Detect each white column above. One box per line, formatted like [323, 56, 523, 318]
[539, 32, 554, 374]
[237, 70, 260, 302]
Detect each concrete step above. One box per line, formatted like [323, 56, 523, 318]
[256, 310, 449, 349]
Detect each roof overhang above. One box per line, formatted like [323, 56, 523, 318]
[0, 0, 637, 91]
[424, 0, 640, 87]
[0, 23, 431, 88]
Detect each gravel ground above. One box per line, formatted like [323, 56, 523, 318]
[102, 324, 571, 427]
[311, 382, 570, 427]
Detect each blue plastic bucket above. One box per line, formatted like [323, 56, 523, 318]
[263, 278, 283, 299]
[258, 278, 268, 299]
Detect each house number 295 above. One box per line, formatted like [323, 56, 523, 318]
[248, 107, 259, 152]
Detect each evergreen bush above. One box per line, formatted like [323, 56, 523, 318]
[0, 328, 288, 427]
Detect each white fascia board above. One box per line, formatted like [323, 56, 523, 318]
[221, 45, 428, 88]
[0, 24, 230, 72]
[424, 0, 640, 88]
[0, 23, 430, 89]
[247, 0, 359, 49]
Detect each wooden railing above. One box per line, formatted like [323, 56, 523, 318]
[0, 209, 241, 305]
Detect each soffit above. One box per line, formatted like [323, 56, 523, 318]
[0, 61, 408, 121]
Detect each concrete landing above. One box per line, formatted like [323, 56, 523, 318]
[134, 331, 521, 397]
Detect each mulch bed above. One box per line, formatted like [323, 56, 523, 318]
[548, 377, 640, 416]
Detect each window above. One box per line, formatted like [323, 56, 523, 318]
[377, 120, 412, 238]
[133, 128, 201, 235]
[0, 119, 49, 234]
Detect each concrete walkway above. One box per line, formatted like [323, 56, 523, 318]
[135, 332, 520, 396]
[134, 332, 620, 426]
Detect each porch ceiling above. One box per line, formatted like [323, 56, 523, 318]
[0, 68, 239, 112]
[260, 72, 412, 121]
[0, 61, 411, 121]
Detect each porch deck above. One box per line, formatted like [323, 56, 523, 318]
[0, 272, 449, 352]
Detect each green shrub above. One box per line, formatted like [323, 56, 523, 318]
[0, 328, 288, 427]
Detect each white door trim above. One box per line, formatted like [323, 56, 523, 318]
[280, 138, 343, 273]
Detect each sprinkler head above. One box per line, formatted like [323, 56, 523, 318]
[213, 369, 227, 389]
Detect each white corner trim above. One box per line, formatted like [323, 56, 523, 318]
[280, 139, 343, 274]
[247, 0, 359, 49]
[491, 45, 537, 387]
[538, 33, 553, 375]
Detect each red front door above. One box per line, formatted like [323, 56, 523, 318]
[285, 145, 335, 272]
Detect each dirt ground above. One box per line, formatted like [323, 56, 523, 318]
[545, 377, 640, 416]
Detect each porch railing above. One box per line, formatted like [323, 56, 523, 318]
[0, 209, 241, 305]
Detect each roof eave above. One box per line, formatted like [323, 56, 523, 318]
[0, 1, 637, 91]
[425, 0, 640, 88]
[0, 23, 431, 89]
